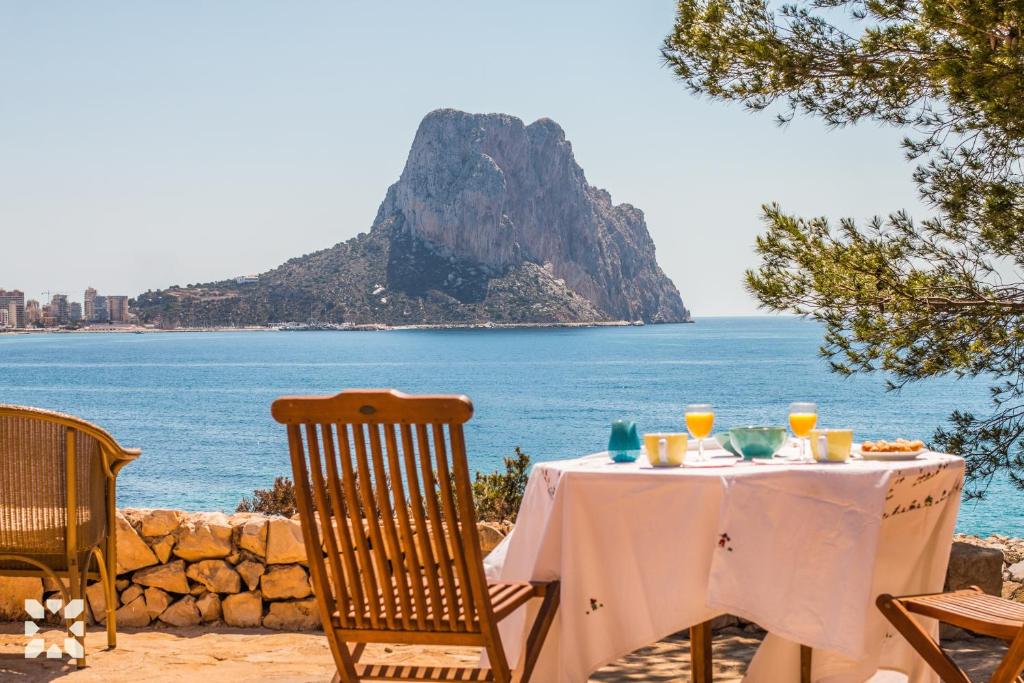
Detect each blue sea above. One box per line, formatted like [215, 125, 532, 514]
[0, 317, 1018, 537]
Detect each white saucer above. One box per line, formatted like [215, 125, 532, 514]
[682, 457, 741, 468]
[751, 457, 820, 466]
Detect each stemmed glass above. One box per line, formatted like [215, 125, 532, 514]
[685, 404, 715, 462]
[788, 402, 818, 462]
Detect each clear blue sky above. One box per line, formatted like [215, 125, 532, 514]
[0, 1, 921, 316]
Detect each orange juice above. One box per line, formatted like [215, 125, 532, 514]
[685, 411, 715, 439]
[789, 412, 817, 438]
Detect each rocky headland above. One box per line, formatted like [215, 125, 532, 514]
[133, 110, 689, 328]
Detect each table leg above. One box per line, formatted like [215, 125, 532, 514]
[690, 620, 713, 683]
[800, 645, 812, 683]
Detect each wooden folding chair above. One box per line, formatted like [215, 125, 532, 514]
[272, 389, 560, 683]
[877, 587, 1024, 682]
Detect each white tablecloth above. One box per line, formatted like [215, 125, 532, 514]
[484, 450, 964, 682]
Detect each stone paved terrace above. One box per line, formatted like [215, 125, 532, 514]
[0, 624, 1006, 682]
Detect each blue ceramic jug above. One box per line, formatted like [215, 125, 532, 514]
[608, 420, 642, 463]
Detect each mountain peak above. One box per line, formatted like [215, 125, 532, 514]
[134, 110, 689, 327]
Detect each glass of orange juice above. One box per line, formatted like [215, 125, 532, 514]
[685, 404, 715, 461]
[789, 402, 818, 461]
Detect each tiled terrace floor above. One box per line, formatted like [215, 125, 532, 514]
[0, 624, 1007, 682]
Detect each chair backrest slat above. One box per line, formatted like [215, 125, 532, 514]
[430, 423, 477, 628]
[350, 424, 397, 629]
[301, 423, 351, 627]
[334, 424, 376, 628]
[399, 422, 443, 630]
[366, 423, 413, 629]
[414, 422, 461, 630]
[384, 423, 428, 630]
[273, 390, 489, 636]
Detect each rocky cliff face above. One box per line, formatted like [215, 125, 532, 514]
[377, 109, 687, 322]
[134, 110, 689, 327]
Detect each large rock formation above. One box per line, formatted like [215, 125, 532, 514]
[134, 110, 689, 326]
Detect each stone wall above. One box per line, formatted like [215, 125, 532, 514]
[0, 509, 508, 630]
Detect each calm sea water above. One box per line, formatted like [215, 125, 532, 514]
[0, 317, 1018, 536]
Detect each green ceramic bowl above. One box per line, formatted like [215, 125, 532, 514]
[714, 432, 740, 456]
[727, 426, 788, 460]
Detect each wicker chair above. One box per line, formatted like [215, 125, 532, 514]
[272, 389, 560, 683]
[0, 405, 140, 666]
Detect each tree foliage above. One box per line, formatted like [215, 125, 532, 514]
[663, 0, 1024, 495]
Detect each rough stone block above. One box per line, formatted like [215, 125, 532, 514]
[236, 560, 265, 592]
[116, 511, 158, 574]
[186, 559, 242, 594]
[133, 560, 190, 594]
[945, 541, 1004, 596]
[263, 598, 320, 630]
[223, 591, 263, 627]
[116, 595, 151, 628]
[0, 577, 43, 621]
[196, 592, 222, 622]
[261, 565, 312, 600]
[140, 509, 185, 538]
[159, 595, 201, 627]
[266, 518, 307, 565]
[152, 535, 176, 564]
[173, 513, 233, 561]
[144, 587, 171, 620]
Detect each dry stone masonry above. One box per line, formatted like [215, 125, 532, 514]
[0, 509, 509, 631]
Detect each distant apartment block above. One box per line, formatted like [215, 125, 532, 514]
[70, 302, 82, 323]
[84, 287, 97, 321]
[92, 295, 109, 323]
[24, 300, 41, 326]
[0, 289, 25, 328]
[0, 308, 9, 328]
[50, 294, 69, 325]
[107, 295, 129, 323]
[235, 275, 259, 284]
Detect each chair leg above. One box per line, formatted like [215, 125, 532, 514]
[104, 542, 118, 649]
[89, 546, 117, 649]
[519, 582, 561, 683]
[800, 645, 811, 683]
[690, 620, 713, 683]
[875, 594, 970, 683]
[69, 560, 85, 668]
[991, 626, 1024, 683]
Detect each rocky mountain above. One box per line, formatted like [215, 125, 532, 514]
[133, 109, 689, 327]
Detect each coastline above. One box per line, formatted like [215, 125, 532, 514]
[0, 319, 695, 335]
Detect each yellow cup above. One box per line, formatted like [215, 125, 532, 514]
[644, 433, 688, 467]
[809, 429, 853, 463]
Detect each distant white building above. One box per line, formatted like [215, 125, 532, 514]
[235, 275, 259, 284]
[0, 308, 8, 328]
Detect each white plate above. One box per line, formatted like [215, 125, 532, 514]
[856, 448, 926, 461]
[682, 457, 741, 468]
[751, 457, 820, 466]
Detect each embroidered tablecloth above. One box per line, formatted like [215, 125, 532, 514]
[484, 450, 964, 682]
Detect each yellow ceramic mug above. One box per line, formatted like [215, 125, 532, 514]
[644, 433, 688, 467]
[809, 428, 853, 463]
